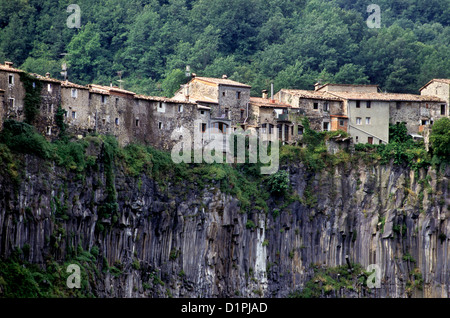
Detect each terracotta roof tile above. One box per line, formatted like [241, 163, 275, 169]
[135, 94, 197, 104]
[61, 80, 88, 89]
[279, 89, 343, 101]
[250, 97, 292, 108]
[327, 91, 445, 102]
[0, 64, 24, 73]
[29, 73, 61, 83]
[89, 84, 135, 95]
[195, 76, 251, 88]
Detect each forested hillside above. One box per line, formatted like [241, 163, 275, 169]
[1, 0, 449, 97]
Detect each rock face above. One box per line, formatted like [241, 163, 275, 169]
[0, 151, 449, 298]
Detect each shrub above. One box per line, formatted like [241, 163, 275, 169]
[267, 170, 290, 195]
[0, 120, 52, 159]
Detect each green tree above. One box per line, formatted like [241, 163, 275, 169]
[429, 117, 450, 159]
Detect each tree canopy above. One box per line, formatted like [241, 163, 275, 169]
[1, 0, 449, 96]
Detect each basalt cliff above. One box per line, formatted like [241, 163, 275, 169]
[0, 144, 448, 298]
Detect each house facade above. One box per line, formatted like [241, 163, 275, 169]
[420, 79, 449, 117]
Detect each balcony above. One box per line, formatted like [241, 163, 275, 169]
[277, 113, 289, 121]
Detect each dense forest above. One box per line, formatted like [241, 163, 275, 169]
[1, 0, 449, 97]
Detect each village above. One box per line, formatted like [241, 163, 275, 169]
[0, 60, 448, 154]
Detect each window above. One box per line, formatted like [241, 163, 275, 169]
[72, 111, 76, 119]
[339, 120, 344, 126]
[178, 105, 183, 113]
[240, 109, 244, 119]
[32, 82, 36, 88]
[201, 123, 207, 133]
[222, 92, 225, 97]
[368, 137, 373, 144]
[71, 88, 77, 98]
[115, 98, 119, 106]
[323, 122, 329, 131]
[135, 119, 139, 127]
[158, 122, 163, 130]
[8, 98, 14, 108]
[379, 140, 383, 145]
[298, 126, 303, 135]
[101, 95, 107, 104]
[323, 102, 329, 112]
[236, 91, 241, 99]
[48, 84, 52, 93]
[356, 101, 360, 108]
[441, 104, 446, 115]
[225, 108, 229, 118]
[277, 124, 282, 137]
[396, 102, 401, 110]
[313, 102, 319, 110]
[366, 101, 371, 108]
[421, 119, 429, 125]
[218, 122, 227, 134]
[356, 117, 362, 125]
[261, 123, 267, 134]
[46, 127, 52, 136]
[355, 136, 359, 142]
[291, 125, 294, 136]
[200, 110, 205, 115]
[8, 74, 14, 85]
[115, 118, 119, 126]
[366, 117, 371, 125]
[269, 124, 274, 134]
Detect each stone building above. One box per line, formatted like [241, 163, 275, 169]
[173, 74, 251, 131]
[248, 96, 299, 144]
[0, 62, 208, 152]
[30, 72, 62, 137]
[0, 61, 26, 124]
[274, 88, 346, 132]
[419, 79, 449, 117]
[324, 91, 446, 144]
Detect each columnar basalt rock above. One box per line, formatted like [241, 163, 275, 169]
[0, 152, 448, 298]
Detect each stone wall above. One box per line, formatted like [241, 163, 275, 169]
[421, 81, 449, 115]
[0, 70, 25, 122]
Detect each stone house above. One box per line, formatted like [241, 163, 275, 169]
[173, 74, 251, 132]
[21, 71, 62, 138]
[274, 88, 347, 134]
[323, 91, 446, 144]
[0, 62, 26, 124]
[248, 96, 298, 144]
[419, 79, 449, 117]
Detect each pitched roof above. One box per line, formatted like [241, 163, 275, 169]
[279, 89, 343, 101]
[326, 91, 445, 102]
[89, 84, 135, 95]
[0, 64, 24, 73]
[419, 79, 450, 91]
[317, 83, 379, 90]
[29, 73, 61, 83]
[250, 97, 292, 108]
[135, 94, 196, 104]
[194, 76, 251, 88]
[61, 80, 88, 89]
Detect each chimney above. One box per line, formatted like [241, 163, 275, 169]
[222, 74, 228, 79]
[262, 89, 268, 99]
[270, 83, 274, 103]
[45, 72, 50, 78]
[314, 82, 321, 91]
[5, 61, 13, 68]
